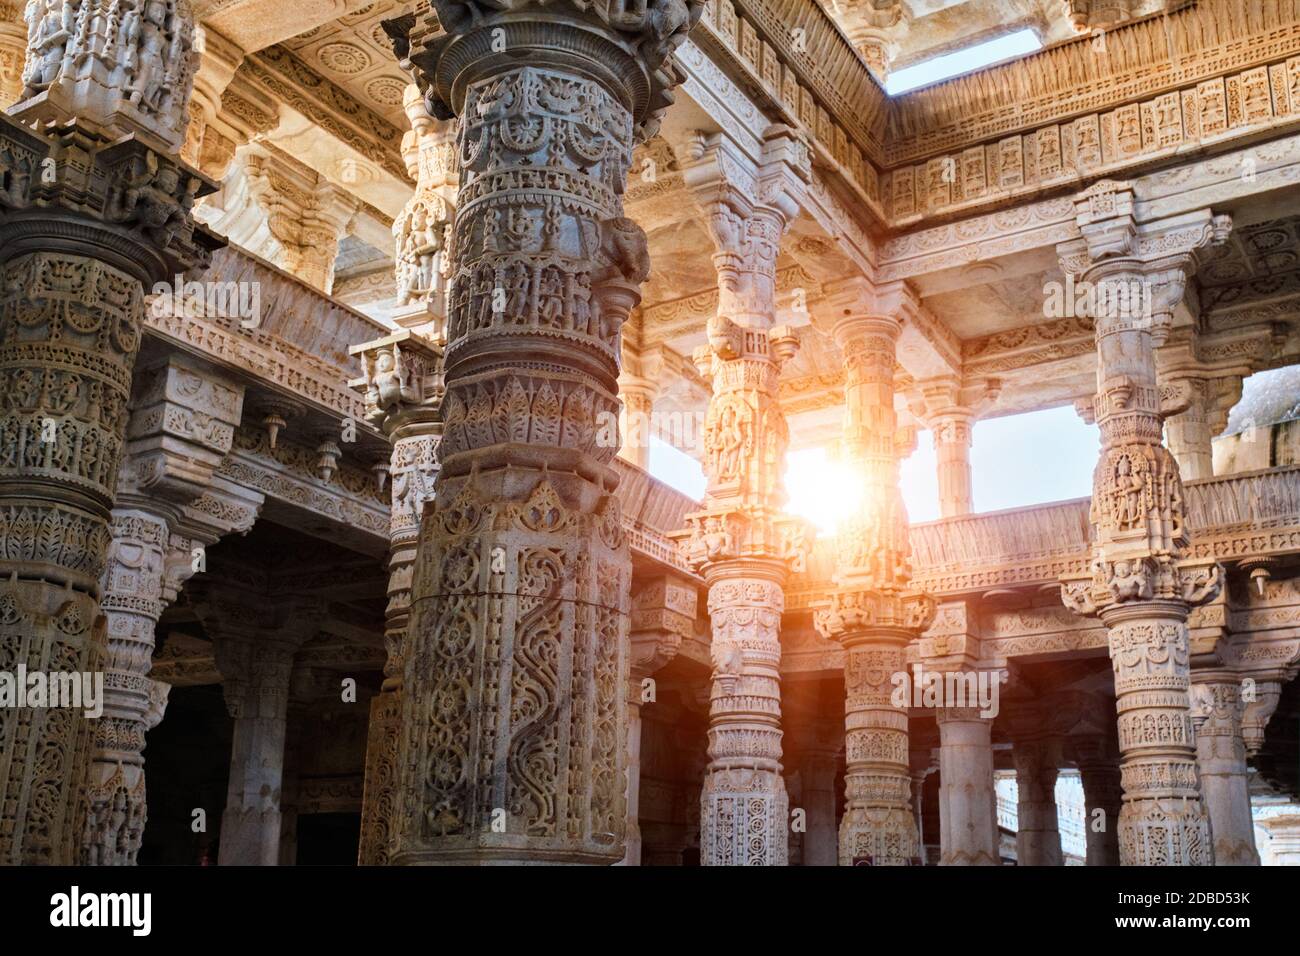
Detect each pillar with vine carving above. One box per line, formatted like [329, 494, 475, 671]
[383, 0, 705, 865]
[0, 0, 216, 865]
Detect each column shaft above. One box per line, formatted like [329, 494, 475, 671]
[217, 638, 296, 866]
[1, 0, 212, 864]
[1012, 738, 1063, 866]
[813, 285, 933, 865]
[1192, 675, 1260, 865]
[387, 2, 703, 864]
[933, 415, 973, 518]
[1058, 192, 1227, 866]
[936, 708, 999, 865]
[1078, 761, 1123, 866]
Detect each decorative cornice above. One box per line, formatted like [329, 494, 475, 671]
[240, 46, 411, 183]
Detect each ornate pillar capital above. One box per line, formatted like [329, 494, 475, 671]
[236, 146, 360, 293]
[816, 275, 918, 345]
[679, 126, 810, 332]
[390, 0, 705, 139]
[117, 352, 245, 507]
[630, 574, 697, 679]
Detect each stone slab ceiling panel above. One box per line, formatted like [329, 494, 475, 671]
[282, 1, 418, 128]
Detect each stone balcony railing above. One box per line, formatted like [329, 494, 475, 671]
[144, 244, 391, 425]
[611, 458, 700, 575]
[785, 465, 1300, 611]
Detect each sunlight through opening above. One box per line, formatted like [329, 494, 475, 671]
[885, 28, 1042, 95]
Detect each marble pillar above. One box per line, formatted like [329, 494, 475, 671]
[1075, 737, 1123, 866]
[801, 749, 839, 866]
[352, 332, 443, 865]
[83, 354, 247, 865]
[813, 278, 933, 866]
[216, 636, 298, 866]
[353, 80, 454, 866]
[1012, 737, 1064, 866]
[1059, 184, 1229, 866]
[673, 126, 810, 866]
[936, 708, 999, 865]
[617, 377, 657, 471]
[932, 414, 974, 518]
[1191, 672, 1260, 865]
[621, 577, 694, 865]
[200, 593, 323, 867]
[0, 0, 214, 865]
[1161, 376, 1241, 483]
[906, 377, 998, 519]
[385, 0, 704, 865]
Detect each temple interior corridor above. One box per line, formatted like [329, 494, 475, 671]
[1, 0, 1299, 873]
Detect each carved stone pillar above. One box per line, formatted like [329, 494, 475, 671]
[84, 354, 246, 865]
[673, 126, 810, 866]
[0, 0, 214, 866]
[910, 764, 930, 856]
[1074, 737, 1122, 866]
[906, 377, 998, 519]
[1011, 736, 1064, 866]
[813, 278, 933, 866]
[352, 331, 444, 866]
[200, 592, 323, 866]
[384, 0, 703, 865]
[1191, 671, 1260, 865]
[1058, 183, 1230, 866]
[1161, 377, 1242, 482]
[932, 413, 973, 518]
[617, 376, 657, 471]
[621, 576, 695, 865]
[935, 708, 999, 865]
[392, 84, 456, 332]
[845, 2, 906, 80]
[216, 635, 298, 867]
[353, 93, 454, 866]
[800, 748, 839, 866]
[0, 9, 23, 108]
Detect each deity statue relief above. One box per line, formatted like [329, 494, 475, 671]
[361, 343, 424, 423]
[109, 150, 198, 248]
[19, 0, 199, 149]
[395, 198, 449, 308]
[1111, 452, 1145, 529]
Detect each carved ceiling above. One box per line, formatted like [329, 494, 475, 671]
[281, 1, 417, 128]
[1199, 217, 1300, 291]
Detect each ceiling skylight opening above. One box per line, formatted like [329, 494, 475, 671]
[884, 28, 1043, 95]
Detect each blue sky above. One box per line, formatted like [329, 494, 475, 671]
[884, 28, 1043, 94]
